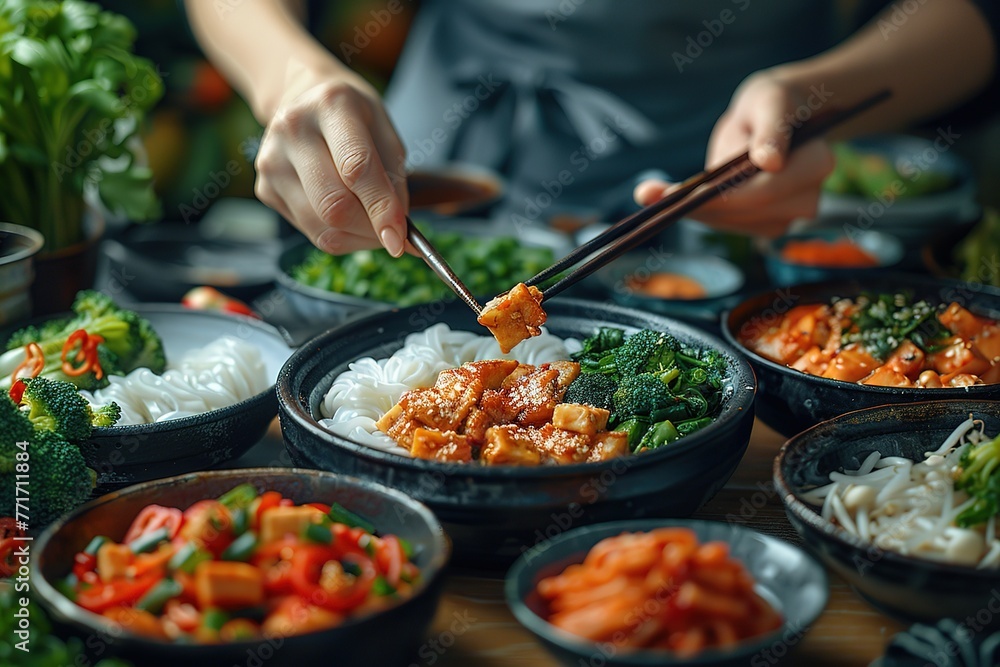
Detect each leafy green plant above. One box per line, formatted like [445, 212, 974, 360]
[0, 0, 163, 252]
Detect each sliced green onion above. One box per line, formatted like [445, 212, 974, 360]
[202, 609, 229, 631]
[168, 542, 211, 575]
[328, 503, 375, 534]
[221, 531, 258, 562]
[372, 576, 396, 597]
[304, 523, 332, 545]
[129, 527, 170, 554]
[231, 507, 249, 537]
[136, 579, 183, 615]
[83, 536, 109, 556]
[218, 483, 258, 509]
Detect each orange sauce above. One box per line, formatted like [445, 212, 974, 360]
[780, 239, 878, 267]
[627, 272, 707, 300]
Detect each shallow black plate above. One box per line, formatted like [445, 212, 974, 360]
[507, 519, 828, 667]
[277, 299, 756, 566]
[32, 468, 450, 667]
[723, 274, 1000, 437]
[775, 400, 1000, 622]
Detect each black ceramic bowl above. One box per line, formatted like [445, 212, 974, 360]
[506, 519, 828, 667]
[277, 299, 756, 566]
[774, 400, 1000, 623]
[723, 274, 1000, 437]
[32, 468, 450, 667]
[1, 305, 293, 487]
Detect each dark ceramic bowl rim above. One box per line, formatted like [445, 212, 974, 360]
[88, 305, 289, 436]
[601, 254, 747, 306]
[0, 222, 45, 264]
[761, 229, 904, 270]
[407, 161, 506, 211]
[277, 298, 757, 479]
[504, 518, 829, 665]
[721, 278, 1000, 398]
[773, 399, 1000, 579]
[31, 467, 451, 647]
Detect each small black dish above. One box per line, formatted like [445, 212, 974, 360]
[723, 274, 1000, 437]
[505, 519, 828, 667]
[31, 468, 450, 667]
[276, 299, 756, 567]
[872, 618, 1000, 667]
[775, 400, 1000, 623]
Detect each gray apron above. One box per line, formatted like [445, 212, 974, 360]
[384, 0, 837, 223]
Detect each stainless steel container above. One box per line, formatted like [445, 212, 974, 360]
[0, 223, 44, 326]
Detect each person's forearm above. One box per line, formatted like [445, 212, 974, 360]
[184, 0, 349, 122]
[770, 0, 995, 138]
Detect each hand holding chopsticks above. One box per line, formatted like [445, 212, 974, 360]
[409, 89, 891, 316]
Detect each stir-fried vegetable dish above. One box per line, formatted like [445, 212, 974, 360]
[60, 485, 420, 643]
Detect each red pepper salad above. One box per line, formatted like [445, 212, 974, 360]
[59, 485, 421, 643]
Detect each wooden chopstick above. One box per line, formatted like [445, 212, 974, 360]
[539, 89, 892, 300]
[406, 217, 483, 314]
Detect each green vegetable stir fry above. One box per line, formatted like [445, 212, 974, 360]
[565, 328, 729, 452]
[290, 228, 555, 307]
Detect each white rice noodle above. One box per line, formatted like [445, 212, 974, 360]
[81, 336, 269, 425]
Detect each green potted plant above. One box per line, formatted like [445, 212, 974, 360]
[0, 0, 162, 312]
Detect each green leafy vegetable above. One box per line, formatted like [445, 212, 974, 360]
[956, 433, 1000, 527]
[290, 228, 556, 307]
[842, 293, 950, 361]
[0, 0, 163, 252]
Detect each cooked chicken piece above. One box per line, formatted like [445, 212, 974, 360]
[461, 406, 492, 445]
[588, 430, 629, 462]
[501, 363, 537, 389]
[410, 428, 473, 463]
[532, 424, 592, 464]
[463, 359, 521, 390]
[789, 346, 831, 376]
[376, 403, 422, 449]
[482, 425, 543, 465]
[939, 303, 986, 339]
[499, 367, 561, 426]
[478, 283, 547, 353]
[547, 361, 581, 399]
[927, 336, 991, 377]
[399, 367, 482, 432]
[973, 324, 1000, 363]
[552, 403, 610, 437]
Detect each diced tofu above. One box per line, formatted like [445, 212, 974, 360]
[97, 543, 134, 582]
[259, 505, 325, 543]
[821, 344, 879, 382]
[263, 597, 343, 637]
[789, 346, 831, 376]
[478, 283, 547, 353]
[410, 428, 473, 463]
[588, 430, 630, 462]
[482, 425, 542, 465]
[884, 340, 925, 379]
[501, 364, 536, 389]
[927, 336, 990, 377]
[502, 367, 560, 426]
[973, 324, 1000, 363]
[461, 406, 492, 445]
[860, 366, 914, 388]
[195, 561, 264, 610]
[552, 403, 610, 436]
[939, 303, 985, 339]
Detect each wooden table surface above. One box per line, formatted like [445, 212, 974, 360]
[425, 420, 907, 667]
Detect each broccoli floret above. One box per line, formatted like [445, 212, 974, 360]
[0, 394, 33, 444]
[613, 330, 681, 377]
[20, 377, 93, 442]
[23, 430, 95, 526]
[129, 315, 166, 373]
[0, 291, 163, 389]
[563, 373, 618, 412]
[956, 433, 1000, 527]
[90, 402, 122, 429]
[612, 373, 674, 416]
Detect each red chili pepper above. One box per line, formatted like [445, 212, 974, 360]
[11, 342, 44, 385]
[376, 535, 405, 587]
[75, 572, 161, 614]
[182, 286, 258, 319]
[60, 330, 106, 379]
[124, 505, 184, 543]
[0, 519, 26, 579]
[289, 547, 376, 613]
[73, 552, 98, 581]
[8, 379, 25, 404]
[305, 503, 332, 514]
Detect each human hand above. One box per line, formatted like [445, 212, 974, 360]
[634, 71, 835, 237]
[254, 65, 409, 256]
